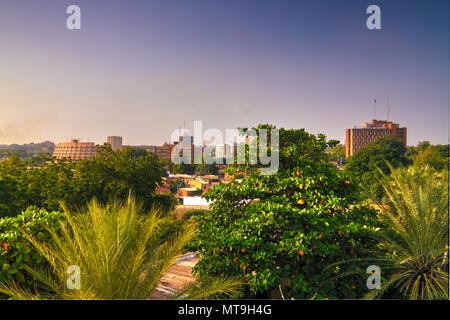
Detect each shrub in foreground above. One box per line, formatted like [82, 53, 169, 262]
[0, 207, 64, 290]
[366, 164, 449, 300]
[0, 197, 240, 299]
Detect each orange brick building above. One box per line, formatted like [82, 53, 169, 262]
[345, 120, 407, 158]
[154, 143, 176, 161]
[154, 136, 196, 163]
[52, 139, 97, 160]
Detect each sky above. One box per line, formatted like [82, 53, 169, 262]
[0, 0, 448, 146]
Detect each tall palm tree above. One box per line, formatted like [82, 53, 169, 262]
[0, 197, 240, 299]
[367, 164, 448, 299]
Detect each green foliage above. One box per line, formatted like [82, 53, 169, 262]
[327, 140, 340, 149]
[195, 163, 219, 176]
[327, 144, 346, 164]
[366, 164, 448, 299]
[194, 125, 383, 299]
[405, 141, 449, 171]
[151, 192, 178, 216]
[0, 141, 54, 160]
[172, 162, 219, 176]
[170, 179, 185, 193]
[345, 135, 410, 200]
[172, 163, 196, 175]
[0, 177, 19, 218]
[0, 197, 241, 300]
[159, 159, 174, 173]
[182, 209, 208, 220]
[0, 146, 164, 216]
[182, 209, 208, 253]
[0, 207, 64, 289]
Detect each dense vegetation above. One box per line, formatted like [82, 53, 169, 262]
[194, 125, 384, 299]
[0, 207, 65, 294]
[366, 164, 448, 299]
[0, 146, 174, 218]
[0, 130, 448, 300]
[345, 137, 449, 201]
[405, 141, 449, 171]
[0, 142, 54, 160]
[0, 198, 240, 299]
[344, 136, 410, 200]
[327, 143, 346, 165]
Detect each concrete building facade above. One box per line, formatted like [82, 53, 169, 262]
[106, 136, 123, 151]
[345, 120, 407, 158]
[52, 139, 97, 160]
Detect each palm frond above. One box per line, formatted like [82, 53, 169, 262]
[1, 197, 238, 300]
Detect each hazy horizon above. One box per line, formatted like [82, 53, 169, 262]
[1, 0, 448, 147]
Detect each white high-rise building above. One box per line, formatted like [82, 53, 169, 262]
[107, 136, 123, 151]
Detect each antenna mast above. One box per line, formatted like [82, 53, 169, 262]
[387, 97, 390, 121]
[373, 98, 377, 119]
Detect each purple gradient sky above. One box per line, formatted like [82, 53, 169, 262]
[0, 0, 448, 146]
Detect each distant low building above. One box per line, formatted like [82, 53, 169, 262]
[345, 119, 407, 158]
[178, 187, 201, 197]
[154, 136, 197, 163]
[182, 196, 212, 206]
[188, 179, 209, 192]
[52, 139, 97, 160]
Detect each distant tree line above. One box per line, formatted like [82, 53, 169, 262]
[0, 141, 55, 160]
[344, 135, 449, 200]
[0, 146, 175, 218]
[159, 158, 219, 176]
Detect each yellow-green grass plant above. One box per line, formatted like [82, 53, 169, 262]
[0, 197, 241, 299]
[366, 163, 449, 299]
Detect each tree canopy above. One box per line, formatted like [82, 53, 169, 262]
[193, 125, 382, 299]
[405, 141, 449, 171]
[0, 146, 168, 217]
[344, 135, 410, 200]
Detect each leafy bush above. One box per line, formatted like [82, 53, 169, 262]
[0, 146, 164, 217]
[169, 179, 185, 193]
[0, 206, 64, 288]
[183, 209, 208, 220]
[194, 125, 383, 299]
[344, 136, 410, 200]
[150, 192, 178, 216]
[0, 198, 241, 300]
[181, 209, 208, 252]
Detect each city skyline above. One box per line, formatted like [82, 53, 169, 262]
[0, 0, 448, 146]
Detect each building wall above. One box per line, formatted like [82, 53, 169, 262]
[52, 139, 97, 160]
[346, 128, 391, 157]
[107, 136, 123, 151]
[345, 120, 407, 158]
[345, 129, 351, 158]
[154, 143, 176, 161]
